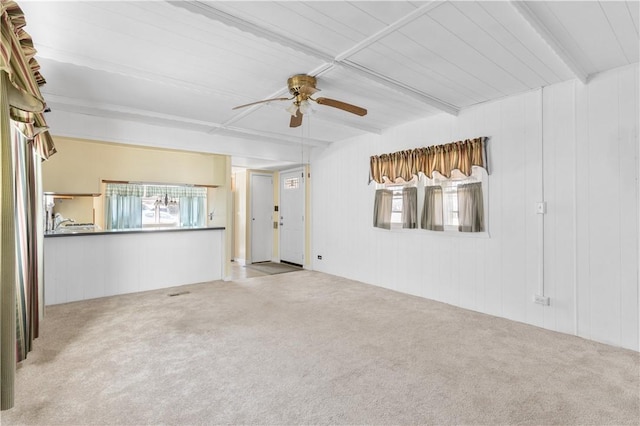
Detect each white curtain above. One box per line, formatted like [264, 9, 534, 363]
[401, 187, 417, 229]
[373, 189, 392, 229]
[421, 185, 443, 231]
[458, 182, 484, 232]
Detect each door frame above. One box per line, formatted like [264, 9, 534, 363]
[248, 172, 274, 264]
[278, 166, 306, 267]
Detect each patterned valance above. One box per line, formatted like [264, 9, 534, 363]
[0, 0, 55, 159]
[369, 137, 488, 184]
[105, 183, 206, 198]
[144, 185, 206, 198]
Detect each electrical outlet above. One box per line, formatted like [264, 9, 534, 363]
[317, 255, 322, 260]
[534, 295, 550, 306]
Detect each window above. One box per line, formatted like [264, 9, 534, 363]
[441, 180, 464, 230]
[142, 195, 180, 227]
[373, 179, 417, 229]
[389, 185, 404, 224]
[424, 168, 486, 233]
[284, 177, 300, 189]
[105, 183, 207, 230]
[374, 170, 486, 233]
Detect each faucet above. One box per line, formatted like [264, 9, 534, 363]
[53, 219, 75, 231]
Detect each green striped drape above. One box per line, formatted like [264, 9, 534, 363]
[1, 0, 54, 410]
[369, 137, 488, 184]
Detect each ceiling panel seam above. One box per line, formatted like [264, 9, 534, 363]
[598, 2, 632, 64]
[510, 1, 588, 84]
[340, 60, 459, 115]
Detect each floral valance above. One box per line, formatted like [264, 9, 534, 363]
[369, 137, 488, 184]
[1, 0, 55, 159]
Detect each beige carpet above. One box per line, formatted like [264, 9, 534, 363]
[1, 270, 638, 425]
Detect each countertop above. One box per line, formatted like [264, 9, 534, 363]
[44, 226, 225, 238]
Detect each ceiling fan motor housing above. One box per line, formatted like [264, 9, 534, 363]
[288, 74, 317, 97]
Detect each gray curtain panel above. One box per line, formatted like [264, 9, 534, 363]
[373, 189, 393, 229]
[421, 185, 444, 231]
[401, 187, 418, 228]
[458, 182, 484, 232]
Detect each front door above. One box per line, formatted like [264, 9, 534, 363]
[279, 168, 304, 266]
[250, 173, 273, 263]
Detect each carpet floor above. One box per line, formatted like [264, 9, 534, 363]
[1, 270, 638, 425]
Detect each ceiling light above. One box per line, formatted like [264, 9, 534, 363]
[299, 100, 314, 115]
[286, 103, 298, 116]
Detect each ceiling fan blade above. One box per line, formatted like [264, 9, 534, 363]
[290, 112, 303, 128]
[232, 97, 291, 110]
[298, 85, 319, 96]
[315, 97, 367, 116]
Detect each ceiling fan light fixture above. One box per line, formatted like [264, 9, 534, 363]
[285, 102, 299, 116]
[299, 99, 314, 115]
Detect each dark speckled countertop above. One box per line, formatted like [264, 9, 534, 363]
[44, 226, 225, 238]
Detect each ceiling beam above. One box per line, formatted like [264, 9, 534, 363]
[44, 93, 332, 148]
[167, 1, 335, 62]
[168, 0, 459, 115]
[334, 1, 444, 62]
[510, 1, 588, 84]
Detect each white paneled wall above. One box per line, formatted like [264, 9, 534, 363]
[44, 229, 224, 305]
[311, 63, 638, 351]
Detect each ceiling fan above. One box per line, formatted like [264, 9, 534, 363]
[232, 74, 367, 128]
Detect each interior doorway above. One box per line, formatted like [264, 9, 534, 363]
[250, 173, 273, 263]
[279, 167, 305, 266]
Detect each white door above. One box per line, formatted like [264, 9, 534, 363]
[250, 174, 273, 263]
[279, 168, 304, 266]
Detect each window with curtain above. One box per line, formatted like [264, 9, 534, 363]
[457, 182, 484, 232]
[374, 169, 487, 233]
[421, 185, 444, 231]
[369, 137, 489, 235]
[373, 182, 417, 230]
[423, 168, 486, 233]
[105, 183, 207, 230]
[373, 189, 392, 230]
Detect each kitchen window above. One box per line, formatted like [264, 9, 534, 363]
[105, 183, 206, 230]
